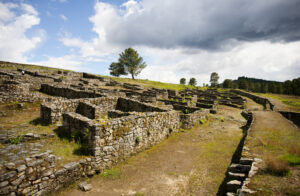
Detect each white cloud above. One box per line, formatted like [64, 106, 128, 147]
[57, 0, 300, 84]
[60, 14, 67, 21]
[33, 55, 83, 71]
[0, 2, 44, 62]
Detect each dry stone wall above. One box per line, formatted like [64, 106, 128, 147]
[63, 110, 181, 170]
[180, 109, 209, 129]
[40, 84, 104, 99]
[231, 90, 274, 110]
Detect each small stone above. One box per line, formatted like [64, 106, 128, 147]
[0, 181, 9, 187]
[5, 162, 16, 170]
[26, 167, 33, 174]
[24, 133, 34, 138]
[17, 165, 26, 172]
[0, 171, 17, 181]
[227, 180, 242, 192]
[63, 162, 79, 171]
[78, 181, 92, 192]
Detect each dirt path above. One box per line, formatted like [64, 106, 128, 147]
[58, 106, 246, 196]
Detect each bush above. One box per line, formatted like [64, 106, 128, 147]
[9, 136, 23, 144]
[266, 155, 289, 176]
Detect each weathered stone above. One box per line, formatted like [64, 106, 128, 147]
[16, 164, 26, 172]
[78, 181, 92, 192]
[63, 162, 79, 171]
[0, 171, 17, 181]
[42, 169, 53, 177]
[5, 162, 16, 170]
[227, 180, 242, 192]
[11, 175, 25, 186]
[27, 159, 43, 167]
[45, 154, 56, 163]
[54, 168, 66, 177]
[0, 180, 9, 187]
[25, 167, 33, 174]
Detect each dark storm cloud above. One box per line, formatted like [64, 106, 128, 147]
[104, 0, 300, 50]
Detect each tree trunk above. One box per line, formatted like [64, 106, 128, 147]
[131, 73, 135, 80]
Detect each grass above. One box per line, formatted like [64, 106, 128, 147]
[105, 76, 206, 91]
[0, 102, 91, 167]
[256, 93, 300, 111]
[0, 60, 70, 71]
[246, 111, 300, 195]
[100, 167, 121, 180]
[265, 155, 290, 176]
[279, 154, 300, 166]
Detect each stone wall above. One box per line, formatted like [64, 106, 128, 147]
[180, 109, 209, 129]
[40, 84, 103, 99]
[116, 97, 168, 112]
[62, 110, 181, 169]
[224, 111, 260, 196]
[231, 90, 274, 110]
[0, 149, 101, 196]
[40, 97, 118, 124]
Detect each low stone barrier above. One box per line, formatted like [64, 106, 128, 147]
[40, 84, 103, 99]
[180, 109, 209, 129]
[231, 90, 274, 110]
[224, 111, 260, 196]
[40, 97, 118, 124]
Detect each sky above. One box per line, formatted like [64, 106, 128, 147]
[0, 0, 300, 85]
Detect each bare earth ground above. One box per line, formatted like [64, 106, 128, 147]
[58, 106, 246, 196]
[243, 97, 264, 111]
[246, 111, 300, 195]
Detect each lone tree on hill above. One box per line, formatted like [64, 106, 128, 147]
[180, 78, 186, 85]
[210, 72, 219, 87]
[109, 48, 147, 79]
[189, 78, 197, 86]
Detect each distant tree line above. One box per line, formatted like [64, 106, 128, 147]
[222, 76, 300, 96]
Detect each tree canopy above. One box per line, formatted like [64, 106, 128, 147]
[109, 48, 147, 79]
[210, 72, 219, 87]
[188, 78, 197, 86]
[180, 78, 186, 85]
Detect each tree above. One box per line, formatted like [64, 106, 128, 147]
[180, 78, 186, 85]
[238, 80, 248, 90]
[188, 78, 197, 86]
[223, 79, 233, 88]
[254, 83, 261, 92]
[210, 72, 219, 87]
[109, 48, 146, 79]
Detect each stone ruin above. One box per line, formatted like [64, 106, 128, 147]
[0, 65, 247, 195]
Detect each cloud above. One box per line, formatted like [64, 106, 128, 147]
[89, 0, 300, 50]
[58, 0, 300, 84]
[0, 2, 44, 62]
[60, 14, 67, 21]
[32, 55, 85, 71]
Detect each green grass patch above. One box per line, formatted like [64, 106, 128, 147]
[104, 75, 207, 91]
[279, 154, 300, 165]
[100, 167, 121, 180]
[256, 93, 300, 111]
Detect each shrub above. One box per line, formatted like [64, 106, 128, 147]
[136, 136, 141, 144]
[9, 135, 23, 144]
[199, 119, 206, 124]
[266, 155, 289, 176]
